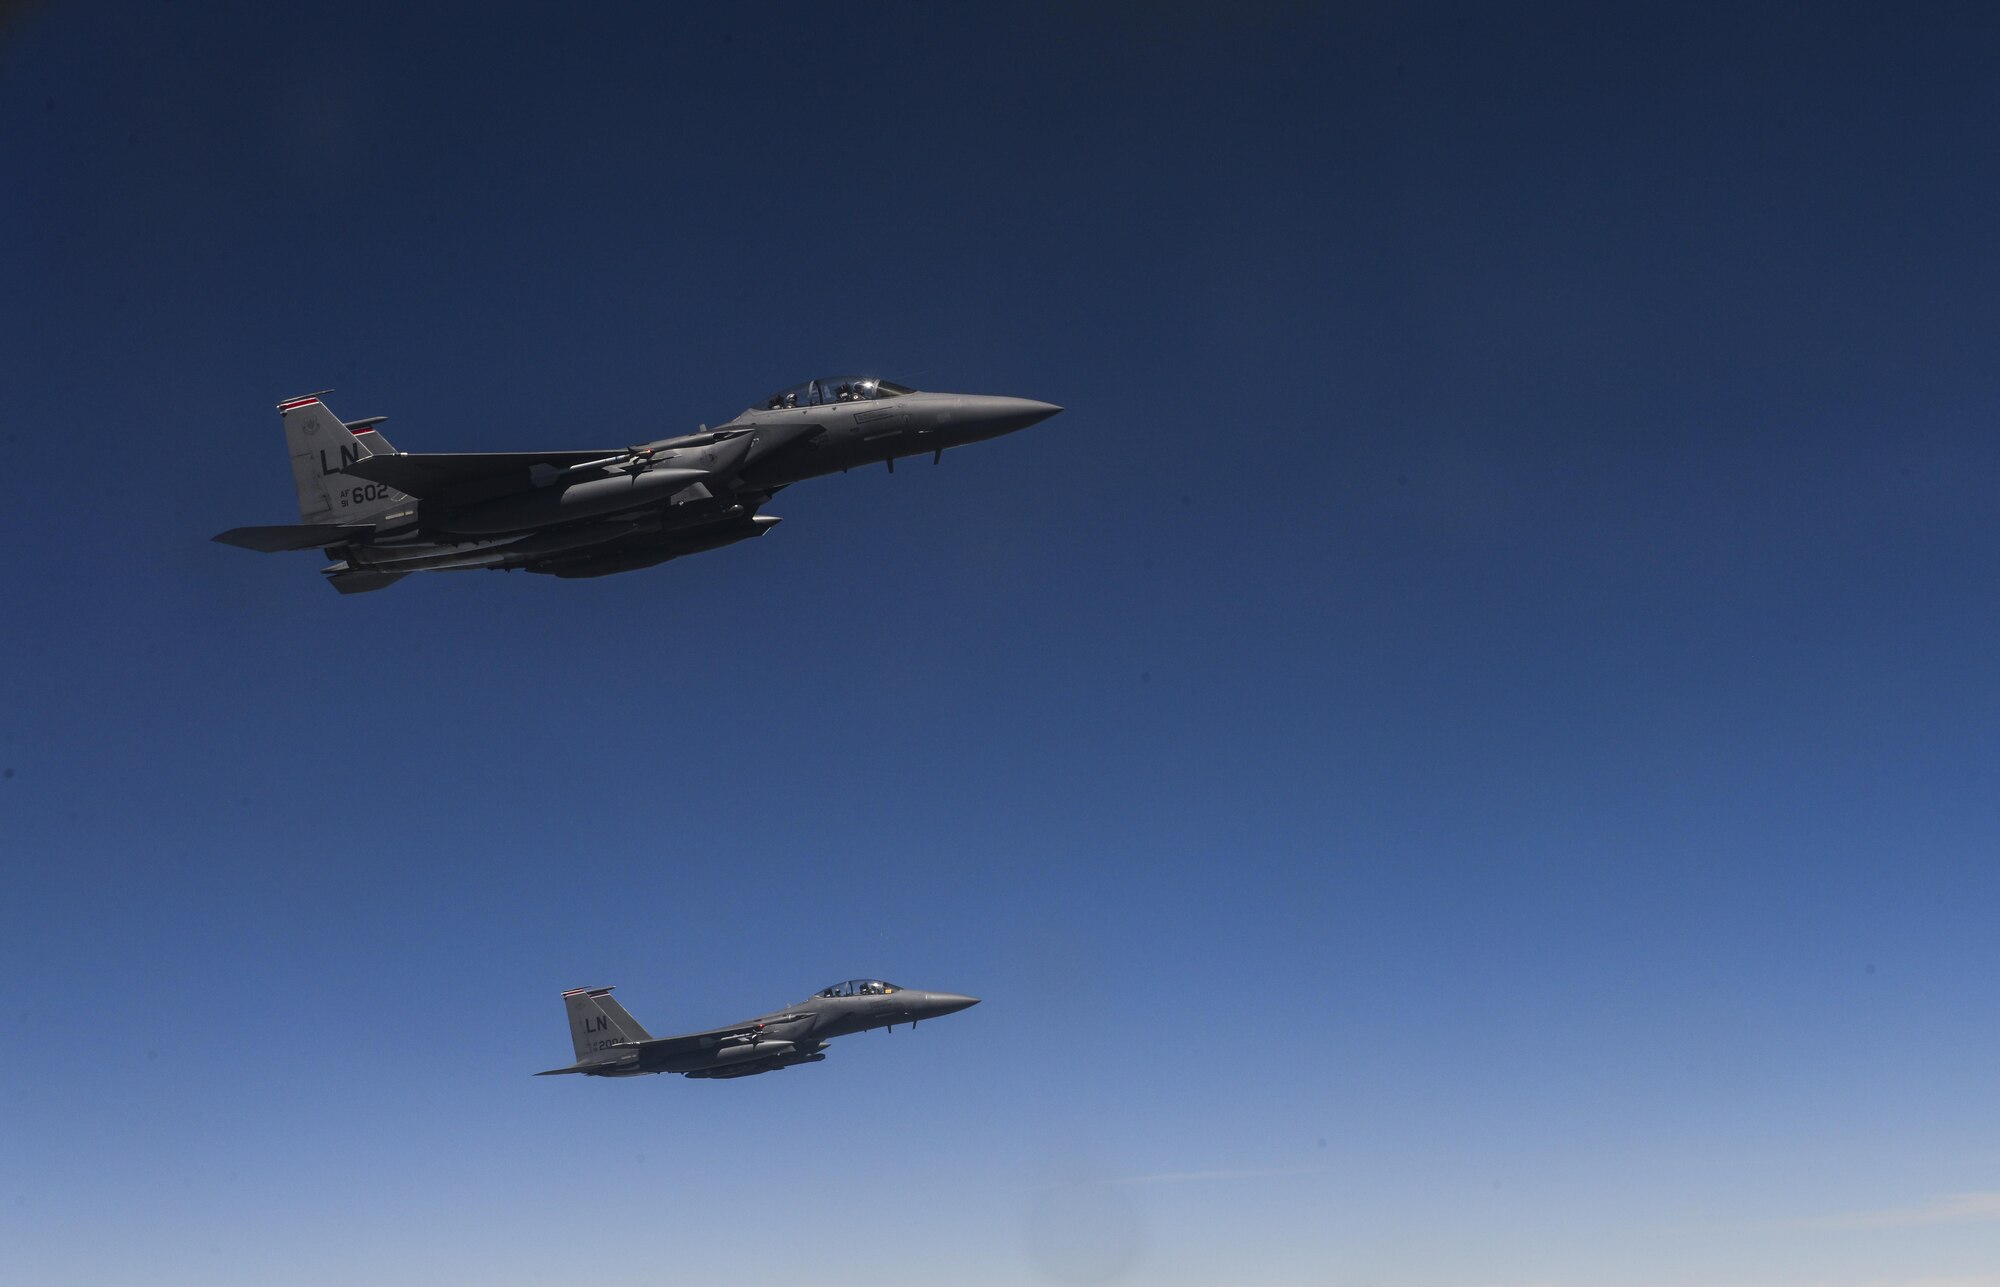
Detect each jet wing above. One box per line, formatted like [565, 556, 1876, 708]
[340, 450, 621, 501]
[640, 1022, 774, 1057]
[534, 1047, 642, 1076]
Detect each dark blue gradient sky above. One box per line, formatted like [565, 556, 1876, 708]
[5, 4, 2000, 1284]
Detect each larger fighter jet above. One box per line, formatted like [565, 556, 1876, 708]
[538, 980, 979, 1080]
[214, 377, 1060, 593]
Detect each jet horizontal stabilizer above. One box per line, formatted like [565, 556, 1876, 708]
[534, 1051, 639, 1076]
[213, 523, 378, 552]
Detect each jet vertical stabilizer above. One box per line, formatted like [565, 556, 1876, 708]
[279, 393, 411, 527]
[563, 986, 649, 1063]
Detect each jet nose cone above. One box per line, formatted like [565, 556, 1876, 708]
[925, 992, 980, 1017]
[1004, 400, 1062, 434]
[957, 395, 1064, 438]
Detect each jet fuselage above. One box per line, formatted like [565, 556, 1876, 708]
[542, 980, 979, 1082]
[214, 380, 1061, 591]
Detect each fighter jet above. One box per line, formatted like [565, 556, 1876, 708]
[214, 377, 1061, 593]
[537, 979, 980, 1081]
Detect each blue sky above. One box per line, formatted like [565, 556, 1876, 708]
[5, 3, 2000, 1283]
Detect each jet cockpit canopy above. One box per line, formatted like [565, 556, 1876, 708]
[815, 979, 900, 998]
[763, 377, 915, 410]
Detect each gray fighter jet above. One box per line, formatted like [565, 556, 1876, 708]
[213, 377, 1060, 593]
[537, 980, 980, 1080]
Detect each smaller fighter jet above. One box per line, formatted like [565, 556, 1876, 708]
[537, 979, 980, 1081]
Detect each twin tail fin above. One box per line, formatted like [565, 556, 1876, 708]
[536, 987, 654, 1074]
[278, 392, 413, 527]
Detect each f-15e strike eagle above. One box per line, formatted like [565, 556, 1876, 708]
[214, 377, 1061, 593]
[538, 980, 979, 1081]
